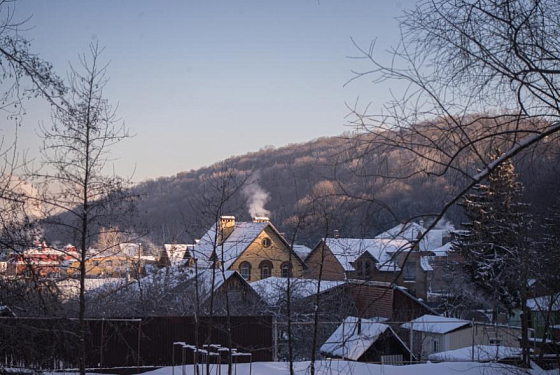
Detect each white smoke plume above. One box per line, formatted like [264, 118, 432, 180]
[242, 174, 271, 218]
[434, 216, 455, 230]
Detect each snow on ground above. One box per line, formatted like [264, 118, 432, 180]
[428, 345, 522, 362]
[137, 360, 550, 375]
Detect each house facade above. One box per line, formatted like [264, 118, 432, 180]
[304, 222, 454, 300]
[193, 216, 307, 282]
[401, 314, 521, 360]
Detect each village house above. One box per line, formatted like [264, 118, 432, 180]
[7, 242, 78, 278]
[193, 216, 307, 282]
[67, 243, 156, 278]
[304, 222, 454, 300]
[401, 314, 522, 360]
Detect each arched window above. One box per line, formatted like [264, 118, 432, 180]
[281, 262, 292, 278]
[239, 261, 251, 280]
[259, 260, 273, 279]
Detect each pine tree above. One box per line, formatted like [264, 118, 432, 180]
[453, 150, 534, 366]
[453, 150, 533, 312]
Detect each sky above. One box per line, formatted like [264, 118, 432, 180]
[9, 0, 417, 182]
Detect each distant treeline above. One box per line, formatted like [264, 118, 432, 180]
[44, 122, 560, 249]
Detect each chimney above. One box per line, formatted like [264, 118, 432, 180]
[252, 216, 270, 223]
[218, 216, 235, 245]
[333, 229, 340, 238]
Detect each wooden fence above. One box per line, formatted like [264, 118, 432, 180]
[0, 315, 272, 371]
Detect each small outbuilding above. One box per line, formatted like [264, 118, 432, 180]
[321, 316, 413, 364]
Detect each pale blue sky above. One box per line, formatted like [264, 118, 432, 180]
[11, 0, 417, 181]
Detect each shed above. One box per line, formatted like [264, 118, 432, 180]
[321, 316, 413, 364]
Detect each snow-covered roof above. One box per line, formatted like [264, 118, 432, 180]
[431, 242, 452, 256]
[194, 221, 268, 269]
[428, 345, 523, 362]
[119, 243, 142, 257]
[321, 316, 410, 361]
[193, 220, 305, 270]
[376, 223, 452, 252]
[401, 315, 470, 334]
[293, 244, 312, 261]
[323, 238, 405, 272]
[526, 295, 560, 311]
[250, 277, 344, 306]
[163, 244, 190, 264]
[96, 262, 240, 303]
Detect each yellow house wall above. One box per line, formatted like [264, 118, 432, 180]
[230, 226, 304, 282]
[304, 243, 346, 281]
[68, 256, 133, 277]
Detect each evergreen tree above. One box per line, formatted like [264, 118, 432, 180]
[453, 150, 533, 313]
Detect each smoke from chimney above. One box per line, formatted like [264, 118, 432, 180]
[242, 173, 271, 218]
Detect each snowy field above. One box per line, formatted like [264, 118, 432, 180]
[133, 361, 556, 375]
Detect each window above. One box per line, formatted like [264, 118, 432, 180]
[106, 260, 113, 267]
[261, 237, 272, 248]
[404, 262, 416, 281]
[365, 261, 371, 278]
[92, 260, 100, 267]
[259, 260, 273, 279]
[281, 262, 292, 278]
[239, 261, 251, 280]
[357, 261, 363, 277]
[432, 338, 439, 353]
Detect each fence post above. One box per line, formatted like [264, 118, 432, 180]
[341, 320, 345, 360]
[409, 322, 414, 363]
[471, 319, 475, 362]
[273, 319, 278, 362]
[100, 319, 104, 369]
[137, 320, 142, 374]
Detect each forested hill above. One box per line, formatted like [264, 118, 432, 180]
[121, 128, 560, 248]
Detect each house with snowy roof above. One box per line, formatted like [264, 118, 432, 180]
[192, 216, 307, 282]
[400, 314, 522, 360]
[304, 233, 438, 299]
[304, 238, 406, 282]
[320, 316, 413, 363]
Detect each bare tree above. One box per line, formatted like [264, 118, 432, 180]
[345, 0, 560, 226]
[27, 43, 133, 375]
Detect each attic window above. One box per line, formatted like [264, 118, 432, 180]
[261, 237, 272, 248]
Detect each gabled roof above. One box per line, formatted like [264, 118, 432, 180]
[377, 222, 426, 241]
[401, 314, 470, 334]
[376, 223, 452, 252]
[292, 244, 312, 261]
[193, 221, 306, 270]
[250, 277, 344, 306]
[321, 316, 411, 361]
[98, 262, 244, 304]
[163, 244, 191, 264]
[322, 238, 406, 272]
